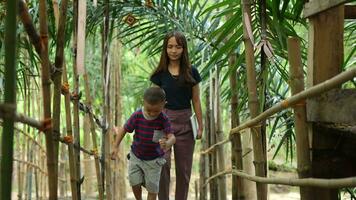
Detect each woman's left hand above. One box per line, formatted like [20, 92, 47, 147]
[196, 128, 203, 140]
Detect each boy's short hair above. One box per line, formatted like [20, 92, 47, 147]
[144, 87, 166, 104]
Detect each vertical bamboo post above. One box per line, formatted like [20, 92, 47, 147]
[215, 67, 227, 200]
[34, 162, 39, 199]
[82, 76, 105, 200]
[18, 132, 25, 200]
[25, 139, 33, 199]
[63, 62, 79, 199]
[72, 0, 82, 198]
[257, 0, 269, 184]
[229, 53, 245, 200]
[52, 0, 69, 195]
[59, 143, 67, 197]
[82, 48, 104, 199]
[102, 0, 111, 198]
[111, 36, 126, 200]
[242, 0, 268, 199]
[199, 88, 209, 200]
[287, 37, 312, 200]
[209, 70, 218, 199]
[39, 0, 57, 198]
[83, 115, 95, 197]
[0, 0, 18, 198]
[51, 0, 79, 197]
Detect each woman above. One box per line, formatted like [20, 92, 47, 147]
[150, 31, 203, 200]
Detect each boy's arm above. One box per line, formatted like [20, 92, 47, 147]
[111, 126, 127, 160]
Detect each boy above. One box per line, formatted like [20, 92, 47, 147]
[111, 87, 175, 200]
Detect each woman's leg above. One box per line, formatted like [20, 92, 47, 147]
[147, 192, 158, 200]
[158, 149, 171, 200]
[174, 134, 195, 200]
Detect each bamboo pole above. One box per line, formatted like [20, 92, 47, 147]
[39, 0, 57, 198]
[0, 105, 42, 129]
[228, 49, 245, 200]
[59, 144, 67, 197]
[199, 88, 209, 200]
[18, 0, 42, 55]
[83, 116, 95, 197]
[287, 37, 312, 200]
[82, 75, 105, 200]
[82, 42, 104, 199]
[25, 140, 34, 199]
[242, 1, 268, 199]
[102, 0, 111, 198]
[258, 0, 269, 193]
[112, 37, 126, 200]
[204, 169, 356, 189]
[18, 130, 25, 200]
[72, 0, 82, 198]
[0, 0, 18, 197]
[62, 59, 79, 199]
[52, 0, 69, 195]
[34, 153, 39, 200]
[209, 70, 218, 199]
[215, 67, 227, 200]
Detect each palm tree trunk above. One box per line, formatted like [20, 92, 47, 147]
[0, 0, 18, 198]
[39, 0, 58, 198]
[242, 1, 268, 199]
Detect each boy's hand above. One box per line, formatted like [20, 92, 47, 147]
[159, 137, 170, 152]
[112, 126, 119, 134]
[110, 149, 118, 160]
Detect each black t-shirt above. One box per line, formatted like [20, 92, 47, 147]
[150, 67, 202, 110]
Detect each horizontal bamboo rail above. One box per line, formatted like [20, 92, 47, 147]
[204, 168, 356, 189]
[14, 158, 47, 176]
[63, 91, 105, 129]
[230, 67, 356, 135]
[201, 67, 356, 155]
[58, 137, 98, 158]
[0, 109, 99, 156]
[13, 158, 66, 182]
[0, 103, 43, 130]
[13, 127, 46, 154]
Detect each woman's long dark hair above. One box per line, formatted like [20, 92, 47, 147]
[151, 31, 196, 85]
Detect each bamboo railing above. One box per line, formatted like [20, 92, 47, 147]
[201, 66, 356, 155]
[200, 63, 356, 192]
[204, 169, 356, 189]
